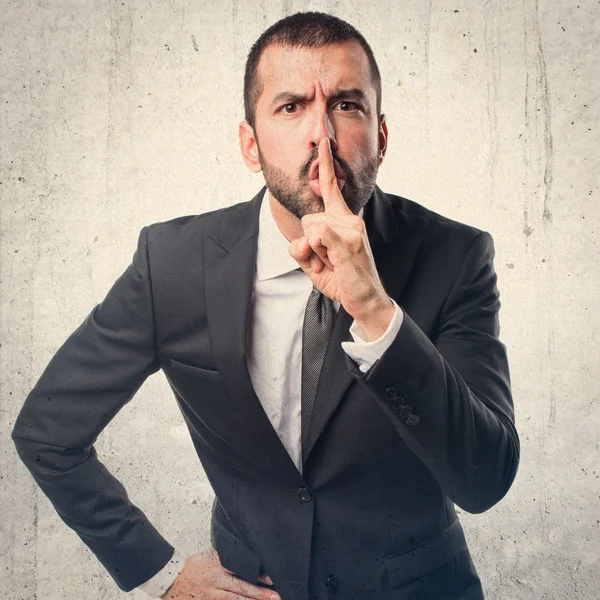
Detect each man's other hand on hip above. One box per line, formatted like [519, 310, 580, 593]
[160, 545, 280, 600]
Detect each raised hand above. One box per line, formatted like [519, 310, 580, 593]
[289, 137, 394, 339]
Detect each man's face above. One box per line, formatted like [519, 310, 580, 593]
[248, 40, 387, 218]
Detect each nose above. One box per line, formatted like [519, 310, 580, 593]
[309, 106, 337, 153]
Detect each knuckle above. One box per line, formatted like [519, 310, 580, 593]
[301, 214, 314, 227]
[352, 215, 366, 231]
[347, 230, 363, 252]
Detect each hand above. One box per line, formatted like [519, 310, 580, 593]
[289, 137, 395, 338]
[160, 545, 280, 600]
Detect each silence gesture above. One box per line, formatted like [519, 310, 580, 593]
[289, 137, 394, 339]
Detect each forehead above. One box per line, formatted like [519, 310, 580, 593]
[255, 40, 374, 101]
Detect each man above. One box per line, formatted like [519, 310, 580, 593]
[11, 11, 519, 600]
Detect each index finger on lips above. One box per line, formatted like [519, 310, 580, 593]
[318, 137, 350, 215]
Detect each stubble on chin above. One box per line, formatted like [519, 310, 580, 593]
[258, 148, 378, 219]
[258, 155, 315, 219]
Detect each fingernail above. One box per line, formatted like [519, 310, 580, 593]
[270, 595, 279, 600]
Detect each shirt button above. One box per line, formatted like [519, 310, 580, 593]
[392, 397, 405, 409]
[298, 487, 312, 502]
[325, 574, 339, 591]
[399, 405, 412, 417]
[406, 414, 420, 426]
[385, 387, 397, 400]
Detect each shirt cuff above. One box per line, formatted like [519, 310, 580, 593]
[137, 548, 186, 597]
[341, 298, 404, 374]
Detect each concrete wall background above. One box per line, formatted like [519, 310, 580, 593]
[1, 0, 598, 598]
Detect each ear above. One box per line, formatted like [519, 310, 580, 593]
[239, 120, 262, 173]
[377, 114, 388, 166]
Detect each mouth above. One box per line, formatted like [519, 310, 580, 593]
[308, 158, 346, 195]
[309, 158, 346, 181]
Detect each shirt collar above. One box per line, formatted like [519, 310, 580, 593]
[256, 187, 364, 282]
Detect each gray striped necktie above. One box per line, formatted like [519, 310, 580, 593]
[301, 285, 335, 600]
[301, 285, 335, 464]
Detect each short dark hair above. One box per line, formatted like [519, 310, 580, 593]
[243, 12, 382, 128]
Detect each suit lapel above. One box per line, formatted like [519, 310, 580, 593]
[203, 188, 303, 482]
[203, 185, 424, 477]
[304, 186, 424, 467]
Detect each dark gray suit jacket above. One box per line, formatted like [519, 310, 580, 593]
[12, 186, 519, 599]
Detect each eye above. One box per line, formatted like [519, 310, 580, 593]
[281, 103, 298, 114]
[337, 101, 361, 112]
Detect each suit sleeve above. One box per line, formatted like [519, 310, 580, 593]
[11, 226, 175, 592]
[346, 230, 519, 514]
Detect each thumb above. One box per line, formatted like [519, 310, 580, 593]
[289, 237, 311, 261]
[258, 573, 274, 585]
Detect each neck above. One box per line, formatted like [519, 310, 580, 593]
[268, 191, 305, 242]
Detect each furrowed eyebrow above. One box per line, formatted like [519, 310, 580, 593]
[271, 88, 368, 108]
[271, 92, 310, 107]
[329, 88, 368, 104]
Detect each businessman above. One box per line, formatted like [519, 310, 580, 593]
[12, 11, 519, 600]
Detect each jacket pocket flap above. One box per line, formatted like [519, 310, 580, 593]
[211, 518, 262, 584]
[169, 358, 222, 380]
[384, 519, 467, 587]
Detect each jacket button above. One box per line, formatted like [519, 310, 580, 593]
[406, 414, 420, 426]
[385, 387, 397, 400]
[399, 405, 412, 417]
[391, 396, 405, 409]
[325, 574, 339, 591]
[298, 487, 312, 502]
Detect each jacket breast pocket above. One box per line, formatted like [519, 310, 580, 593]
[169, 357, 222, 380]
[384, 519, 467, 588]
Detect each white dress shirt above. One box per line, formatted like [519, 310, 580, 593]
[140, 190, 405, 597]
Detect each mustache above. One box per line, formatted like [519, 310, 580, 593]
[299, 147, 354, 181]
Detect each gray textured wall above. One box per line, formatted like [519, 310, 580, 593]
[1, 1, 598, 598]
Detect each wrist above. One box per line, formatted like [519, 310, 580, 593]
[352, 296, 395, 342]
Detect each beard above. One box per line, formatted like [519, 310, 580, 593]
[257, 143, 379, 219]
